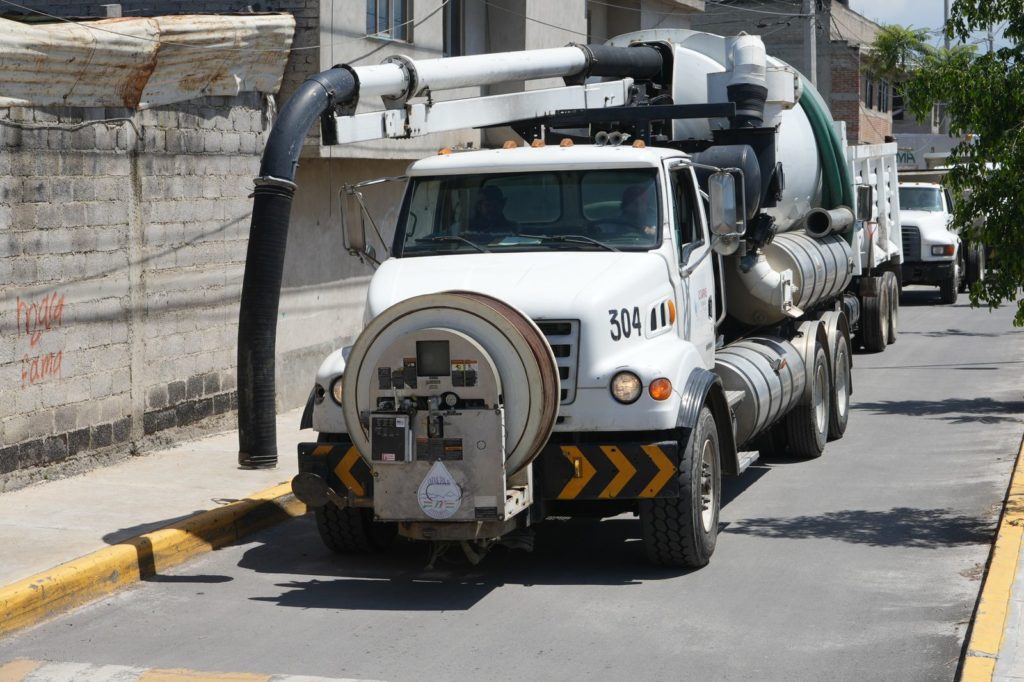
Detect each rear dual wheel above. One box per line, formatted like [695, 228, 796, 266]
[786, 341, 831, 459]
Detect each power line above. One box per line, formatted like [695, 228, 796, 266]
[704, 0, 810, 18]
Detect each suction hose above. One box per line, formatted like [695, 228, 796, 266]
[796, 76, 856, 244]
[237, 67, 357, 468]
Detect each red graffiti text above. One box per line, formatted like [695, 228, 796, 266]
[17, 291, 65, 347]
[21, 351, 63, 387]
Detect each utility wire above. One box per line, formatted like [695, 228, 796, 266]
[704, 0, 810, 18]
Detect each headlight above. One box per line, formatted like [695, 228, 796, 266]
[330, 376, 344, 405]
[931, 244, 955, 256]
[610, 371, 642, 404]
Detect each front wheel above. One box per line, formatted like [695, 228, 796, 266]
[940, 255, 961, 304]
[640, 406, 721, 568]
[882, 271, 899, 345]
[315, 504, 397, 554]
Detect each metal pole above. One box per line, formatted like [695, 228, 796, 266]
[803, 0, 817, 87]
[988, 24, 995, 53]
[943, 0, 950, 50]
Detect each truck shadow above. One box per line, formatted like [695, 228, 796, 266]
[851, 396, 1024, 424]
[722, 507, 994, 549]
[239, 488, 772, 612]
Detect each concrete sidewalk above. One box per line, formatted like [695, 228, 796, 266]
[0, 408, 304, 631]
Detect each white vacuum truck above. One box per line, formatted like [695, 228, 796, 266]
[269, 29, 902, 568]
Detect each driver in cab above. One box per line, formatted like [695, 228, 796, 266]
[619, 184, 658, 239]
[469, 185, 515, 232]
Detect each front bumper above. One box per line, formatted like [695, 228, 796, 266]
[902, 260, 954, 285]
[297, 434, 681, 506]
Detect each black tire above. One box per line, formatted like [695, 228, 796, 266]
[940, 254, 961, 304]
[965, 243, 985, 288]
[786, 342, 831, 459]
[860, 284, 888, 353]
[315, 504, 396, 554]
[882, 271, 899, 345]
[640, 406, 721, 568]
[828, 333, 851, 441]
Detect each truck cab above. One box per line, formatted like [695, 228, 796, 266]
[899, 182, 985, 304]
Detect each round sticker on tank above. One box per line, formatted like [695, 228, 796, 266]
[417, 461, 463, 519]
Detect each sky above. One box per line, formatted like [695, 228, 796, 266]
[848, 0, 1011, 50]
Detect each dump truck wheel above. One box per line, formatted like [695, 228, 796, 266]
[828, 333, 851, 441]
[860, 285, 888, 353]
[965, 243, 985, 289]
[786, 340, 830, 459]
[315, 505, 396, 554]
[883, 271, 899, 345]
[640, 406, 720, 568]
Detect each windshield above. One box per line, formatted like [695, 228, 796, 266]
[899, 187, 944, 212]
[394, 168, 661, 256]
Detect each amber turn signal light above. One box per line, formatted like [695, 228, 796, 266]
[649, 378, 673, 401]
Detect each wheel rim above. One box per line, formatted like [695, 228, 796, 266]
[699, 439, 716, 532]
[814, 363, 828, 433]
[889, 281, 899, 332]
[835, 348, 849, 418]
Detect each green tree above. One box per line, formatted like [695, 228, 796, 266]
[903, 0, 1024, 325]
[863, 25, 932, 81]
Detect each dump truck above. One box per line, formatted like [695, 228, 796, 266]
[235, 29, 903, 568]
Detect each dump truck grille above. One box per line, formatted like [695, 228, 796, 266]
[901, 225, 921, 261]
[535, 320, 579, 404]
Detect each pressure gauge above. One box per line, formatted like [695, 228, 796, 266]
[442, 391, 459, 409]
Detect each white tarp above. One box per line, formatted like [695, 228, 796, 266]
[0, 14, 295, 109]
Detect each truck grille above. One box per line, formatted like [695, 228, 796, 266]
[901, 225, 921, 261]
[535, 320, 580, 404]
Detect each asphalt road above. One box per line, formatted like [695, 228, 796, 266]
[3, 287, 1023, 681]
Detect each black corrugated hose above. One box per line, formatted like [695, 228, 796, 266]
[237, 68, 356, 468]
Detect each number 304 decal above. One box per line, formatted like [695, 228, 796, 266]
[609, 307, 642, 341]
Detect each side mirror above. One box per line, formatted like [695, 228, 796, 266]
[341, 189, 367, 254]
[855, 184, 874, 221]
[708, 171, 739, 236]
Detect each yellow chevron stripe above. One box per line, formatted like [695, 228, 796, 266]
[557, 445, 596, 499]
[598, 445, 637, 498]
[639, 444, 676, 497]
[312, 445, 332, 457]
[334, 446, 366, 497]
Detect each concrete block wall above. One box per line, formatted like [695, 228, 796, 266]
[0, 95, 270, 483]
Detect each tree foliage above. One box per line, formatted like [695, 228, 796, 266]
[863, 25, 931, 81]
[902, 0, 1024, 325]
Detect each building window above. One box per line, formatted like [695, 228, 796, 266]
[863, 73, 874, 108]
[443, 0, 463, 57]
[367, 0, 413, 42]
[879, 80, 889, 113]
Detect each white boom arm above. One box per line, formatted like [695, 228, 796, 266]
[332, 79, 633, 144]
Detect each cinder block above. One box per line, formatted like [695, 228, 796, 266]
[167, 379, 187, 404]
[143, 408, 175, 435]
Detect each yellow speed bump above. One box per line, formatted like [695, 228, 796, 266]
[962, 435, 1024, 681]
[0, 482, 305, 638]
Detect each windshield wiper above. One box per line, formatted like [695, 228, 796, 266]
[415, 235, 491, 253]
[518, 234, 619, 252]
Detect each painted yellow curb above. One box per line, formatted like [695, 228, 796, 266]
[962, 435, 1024, 681]
[0, 482, 305, 638]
